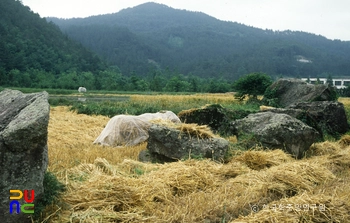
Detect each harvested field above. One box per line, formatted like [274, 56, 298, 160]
[44, 103, 350, 222]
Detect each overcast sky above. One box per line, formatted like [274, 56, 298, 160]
[21, 0, 350, 41]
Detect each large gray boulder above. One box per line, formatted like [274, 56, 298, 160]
[145, 124, 229, 162]
[264, 78, 337, 108]
[178, 104, 254, 135]
[0, 89, 49, 223]
[231, 112, 319, 158]
[262, 101, 349, 139]
[178, 104, 228, 132]
[289, 101, 349, 137]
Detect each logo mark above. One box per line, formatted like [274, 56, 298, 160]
[250, 204, 259, 213]
[9, 189, 35, 214]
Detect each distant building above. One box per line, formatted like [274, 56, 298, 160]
[301, 78, 350, 89]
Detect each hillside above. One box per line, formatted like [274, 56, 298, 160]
[0, 0, 231, 92]
[48, 2, 350, 79]
[0, 0, 107, 88]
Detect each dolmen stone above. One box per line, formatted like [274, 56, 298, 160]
[0, 89, 49, 223]
[264, 78, 337, 108]
[289, 101, 349, 137]
[178, 104, 254, 135]
[231, 112, 319, 159]
[261, 101, 349, 139]
[144, 124, 229, 162]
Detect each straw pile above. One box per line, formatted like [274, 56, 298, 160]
[233, 149, 295, 170]
[306, 138, 350, 174]
[176, 123, 217, 139]
[151, 118, 218, 139]
[259, 105, 276, 111]
[52, 156, 342, 222]
[52, 158, 249, 222]
[338, 134, 350, 148]
[45, 106, 350, 223]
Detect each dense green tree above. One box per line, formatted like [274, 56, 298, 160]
[135, 79, 150, 91]
[149, 71, 166, 91]
[29, 69, 56, 88]
[96, 70, 122, 90]
[57, 72, 79, 89]
[129, 74, 141, 91]
[164, 75, 190, 92]
[77, 72, 95, 90]
[207, 78, 231, 93]
[188, 74, 200, 92]
[7, 69, 21, 86]
[233, 72, 273, 101]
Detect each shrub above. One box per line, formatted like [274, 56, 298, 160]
[33, 172, 65, 222]
[263, 86, 280, 107]
[233, 72, 272, 101]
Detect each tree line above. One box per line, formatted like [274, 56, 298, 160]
[1, 67, 233, 93]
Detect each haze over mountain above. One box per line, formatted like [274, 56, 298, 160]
[47, 2, 350, 80]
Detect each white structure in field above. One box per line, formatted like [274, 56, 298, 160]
[301, 78, 350, 89]
[78, 87, 87, 92]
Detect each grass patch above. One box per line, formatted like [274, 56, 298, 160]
[68, 93, 241, 117]
[32, 172, 65, 222]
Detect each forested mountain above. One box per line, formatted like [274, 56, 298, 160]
[2, 0, 350, 92]
[0, 0, 107, 88]
[48, 2, 350, 80]
[0, 0, 231, 92]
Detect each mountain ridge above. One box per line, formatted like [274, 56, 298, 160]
[47, 2, 350, 79]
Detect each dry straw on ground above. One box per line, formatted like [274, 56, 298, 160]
[150, 119, 218, 139]
[233, 149, 295, 170]
[48, 106, 146, 177]
[130, 93, 238, 106]
[45, 104, 350, 223]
